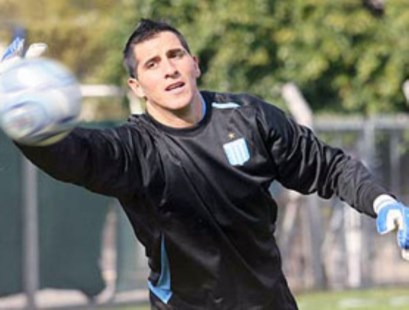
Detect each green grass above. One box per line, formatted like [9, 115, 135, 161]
[106, 287, 409, 310]
[296, 287, 409, 310]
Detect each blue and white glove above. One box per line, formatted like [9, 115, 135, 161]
[0, 37, 25, 74]
[374, 195, 409, 260]
[1, 38, 80, 146]
[0, 37, 48, 73]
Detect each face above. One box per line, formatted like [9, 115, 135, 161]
[127, 31, 201, 125]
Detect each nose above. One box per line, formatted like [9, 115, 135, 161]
[163, 59, 179, 78]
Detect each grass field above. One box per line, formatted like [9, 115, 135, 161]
[296, 287, 409, 310]
[106, 287, 409, 310]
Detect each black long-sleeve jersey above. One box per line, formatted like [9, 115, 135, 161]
[18, 91, 387, 309]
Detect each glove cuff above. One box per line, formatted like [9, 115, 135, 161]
[373, 194, 398, 214]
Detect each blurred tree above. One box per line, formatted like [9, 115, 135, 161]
[272, 0, 409, 114]
[0, 0, 117, 83]
[102, 0, 409, 115]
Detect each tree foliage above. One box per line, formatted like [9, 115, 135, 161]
[0, 0, 117, 82]
[99, 0, 409, 115]
[1, 0, 408, 115]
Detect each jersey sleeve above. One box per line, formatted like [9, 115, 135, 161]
[255, 98, 387, 217]
[16, 124, 145, 198]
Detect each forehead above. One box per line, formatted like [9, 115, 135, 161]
[133, 31, 185, 63]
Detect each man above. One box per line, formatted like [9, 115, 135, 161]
[3, 19, 409, 309]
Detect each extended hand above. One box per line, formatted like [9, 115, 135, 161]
[0, 37, 80, 146]
[1, 37, 48, 73]
[375, 197, 409, 260]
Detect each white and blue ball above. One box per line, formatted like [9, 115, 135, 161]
[0, 58, 81, 145]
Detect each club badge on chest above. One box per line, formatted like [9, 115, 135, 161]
[223, 137, 250, 166]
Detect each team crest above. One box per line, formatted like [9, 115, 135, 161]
[223, 138, 250, 166]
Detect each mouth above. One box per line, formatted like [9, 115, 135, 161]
[165, 81, 185, 91]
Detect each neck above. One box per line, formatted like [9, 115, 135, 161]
[147, 92, 203, 128]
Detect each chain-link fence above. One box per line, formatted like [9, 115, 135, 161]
[278, 115, 409, 292]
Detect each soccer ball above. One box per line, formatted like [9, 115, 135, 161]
[0, 57, 81, 145]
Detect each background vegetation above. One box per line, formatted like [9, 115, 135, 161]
[0, 0, 408, 116]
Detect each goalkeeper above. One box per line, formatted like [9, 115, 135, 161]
[1, 19, 409, 310]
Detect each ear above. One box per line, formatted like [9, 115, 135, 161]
[128, 77, 146, 99]
[193, 56, 201, 78]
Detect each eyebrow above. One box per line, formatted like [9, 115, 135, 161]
[167, 48, 186, 57]
[143, 55, 160, 67]
[141, 47, 186, 67]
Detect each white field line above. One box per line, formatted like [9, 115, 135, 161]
[298, 295, 409, 309]
[338, 296, 409, 308]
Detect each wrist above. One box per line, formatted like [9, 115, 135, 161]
[373, 194, 398, 214]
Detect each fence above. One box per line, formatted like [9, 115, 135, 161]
[1, 114, 409, 309]
[278, 115, 409, 291]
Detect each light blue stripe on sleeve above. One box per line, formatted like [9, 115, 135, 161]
[148, 236, 173, 304]
[212, 102, 240, 109]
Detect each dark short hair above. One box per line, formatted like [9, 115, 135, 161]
[123, 19, 191, 78]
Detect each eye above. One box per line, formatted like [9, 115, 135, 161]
[170, 49, 185, 59]
[146, 61, 157, 69]
[176, 50, 185, 58]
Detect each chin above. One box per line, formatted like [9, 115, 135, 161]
[168, 95, 195, 111]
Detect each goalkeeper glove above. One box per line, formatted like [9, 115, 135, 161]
[374, 195, 409, 259]
[1, 37, 48, 73]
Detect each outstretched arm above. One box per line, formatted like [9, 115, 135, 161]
[16, 125, 144, 198]
[257, 99, 385, 217]
[256, 97, 409, 259]
[1, 38, 143, 198]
